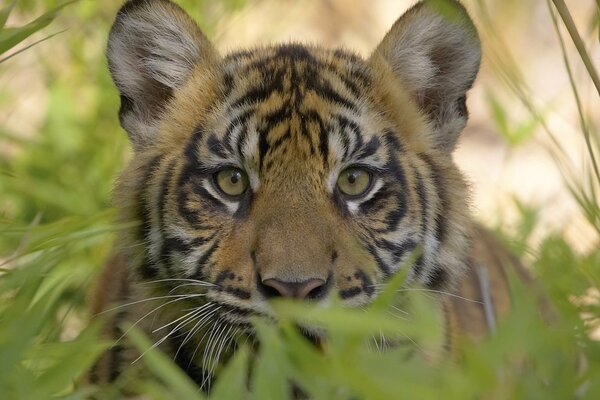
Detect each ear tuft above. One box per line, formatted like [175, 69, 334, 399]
[107, 0, 218, 149]
[372, 0, 481, 152]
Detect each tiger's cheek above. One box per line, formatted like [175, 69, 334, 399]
[332, 230, 383, 306]
[206, 224, 257, 302]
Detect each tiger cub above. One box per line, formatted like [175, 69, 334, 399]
[90, 0, 525, 386]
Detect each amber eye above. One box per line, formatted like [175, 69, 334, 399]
[214, 168, 249, 197]
[337, 167, 372, 197]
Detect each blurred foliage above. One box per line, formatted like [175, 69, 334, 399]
[0, 0, 599, 399]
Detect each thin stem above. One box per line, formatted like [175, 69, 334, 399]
[551, 0, 600, 97]
[548, 0, 600, 186]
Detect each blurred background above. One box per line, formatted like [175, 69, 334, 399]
[0, 0, 598, 398]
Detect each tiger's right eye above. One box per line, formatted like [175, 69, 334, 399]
[214, 168, 249, 197]
[337, 167, 372, 197]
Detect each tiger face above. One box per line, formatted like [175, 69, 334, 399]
[107, 0, 480, 371]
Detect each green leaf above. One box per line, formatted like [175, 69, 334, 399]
[251, 321, 291, 400]
[125, 324, 205, 400]
[30, 324, 109, 396]
[0, 29, 66, 64]
[211, 345, 250, 399]
[0, 0, 76, 55]
[0, 0, 17, 29]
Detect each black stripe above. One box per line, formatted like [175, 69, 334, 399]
[223, 287, 251, 300]
[381, 154, 408, 232]
[230, 68, 285, 108]
[138, 155, 163, 244]
[160, 236, 193, 271]
[355, 136, 380, 159]
[339, 286, 361, 299]
[177, 126, 230, 224]
[413, 165, 428, 229]
[191, 180, 227, 212]
[336, 114, 363, 154]
[214, 270, 234, 286]
[330, 117, 351, 160]
[268, 127, 291, 153]
[383, 129, 404, 153]
[184, 126, 205, 163]
[427, 265, 448, 289]
[358, 187, 391, 214]
[305, 75, 357, 111]
[176, 183, 201, 226]
[223, 109, 251, 152]
[413, 254, 425, 277]
[207, 134, 228, 158]
[258, 127, 270, 171]
[224, 49, 253, 62]
[418, 153, 448, 243]
[332, 68, 363, 99]
[193, 240, 219, 279]
[367, 244, 390, 277]
[333, 48, 362, 63]
[377, 238, 417, 264]
[332, 49, 372, 86]
[139, 255, 159, 280]
[222, 71, 235, 98]
[158, 159, 176, 228]
[263, 103, 293, 127]
[354, 269, 375, 296]
[275, 43, 318, 62]
[230, 84, 273, 108]
[318, 119, 329, 167]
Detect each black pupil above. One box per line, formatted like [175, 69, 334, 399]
[230, 171, 241, 184]
[347, 171, 358, 185]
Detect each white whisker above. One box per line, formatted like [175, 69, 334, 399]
[211, 324, 235, 380]
[152, 302, 213, 333]
[132, 304, 212, 365]
[97, 293, 203, 315]
[386, 309, 408, 321]
[369, 285, 483, 305]
[174, 305, 218, 360]
[141, 278, 217, 287]
[397, 288, 482, 304]
[390, 305, 410, 316]
[168, 282, 213, 294]
[116, 295, 201, 343]
[200, 320, 223, 390]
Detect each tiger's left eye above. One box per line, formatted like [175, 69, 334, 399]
[337, 167, 372, 197]
[214, 168, 249, 197]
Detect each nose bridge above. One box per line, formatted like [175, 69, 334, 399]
[254, 196, 333, 282]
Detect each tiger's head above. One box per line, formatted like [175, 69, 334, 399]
[107, 0, 479, 337]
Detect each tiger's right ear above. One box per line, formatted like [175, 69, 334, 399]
[107, 0, 218, 149]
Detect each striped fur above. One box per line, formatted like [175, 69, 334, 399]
[91, 0, 520, 388]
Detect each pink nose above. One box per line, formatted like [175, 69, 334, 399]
[261, 278, 326, 299]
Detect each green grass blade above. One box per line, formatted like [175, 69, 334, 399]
[211, 345, 250, 399]
[0, 29, 66, 64]
[0, 0, 76, 55]
[551, 0, 600, 97]
[548, 0, 600, 186]
[0, 0, 17, 29]
[125, 324, 205, 400]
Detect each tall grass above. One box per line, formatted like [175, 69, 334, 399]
[0, 0, 599, 399]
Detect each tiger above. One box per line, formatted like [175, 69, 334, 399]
[90, 0, 528, 389]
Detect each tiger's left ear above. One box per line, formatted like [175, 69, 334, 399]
[372, 0, 481, 152]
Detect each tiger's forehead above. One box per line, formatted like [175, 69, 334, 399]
[195, 44, 391, 181]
